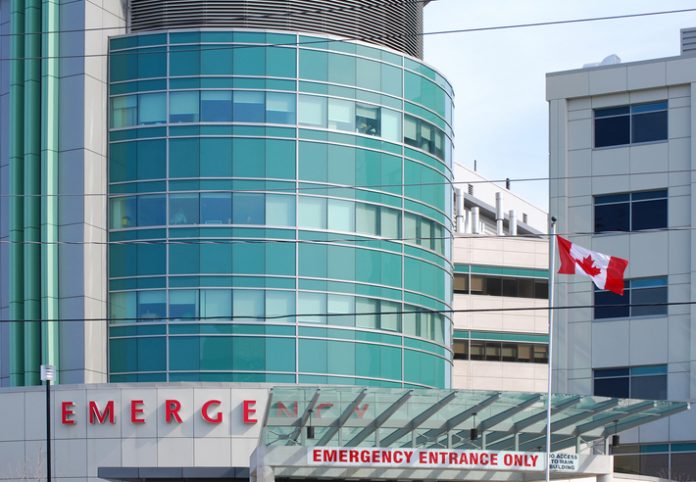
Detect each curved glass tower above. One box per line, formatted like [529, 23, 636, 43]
[107, 18, 454, 387]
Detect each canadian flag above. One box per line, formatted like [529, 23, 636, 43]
[557, 236, 628, 295]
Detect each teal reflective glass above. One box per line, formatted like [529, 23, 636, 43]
[170, 91, 200, 123]
[109, 32, 452, 386]
[201, 193, 232, 224]
[201, 45, 234, 75]
[201, 91, 233, 121]
[138, 93, 166, 124]
[111, 95, 137, 128]
[170, 193, 199, 225]
[266, 46, 297, 77]
[201, 289, 232, 319]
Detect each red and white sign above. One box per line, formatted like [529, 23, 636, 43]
[308, 447, 579, 473]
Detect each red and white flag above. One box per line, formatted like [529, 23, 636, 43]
[557, 236, 628, 295]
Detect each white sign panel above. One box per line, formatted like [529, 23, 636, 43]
[307, 447, 579, 472]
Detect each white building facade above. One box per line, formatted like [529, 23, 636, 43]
[547, 28, 696, 480]
[451, 164, 549, 392]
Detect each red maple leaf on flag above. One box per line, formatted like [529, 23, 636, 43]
[577, 255, 602, 277]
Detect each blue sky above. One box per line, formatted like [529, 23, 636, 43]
[423, 0, 696, 210]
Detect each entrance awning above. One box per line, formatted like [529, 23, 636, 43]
[261, 387, 689, 452]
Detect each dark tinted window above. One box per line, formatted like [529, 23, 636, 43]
[631, 198, 667, 231]
[594, 101, 667, 148]
[595, 115, 630, 147]
[453, 338, 547, 364]
[595, 277, 667, 319]
[455, 274, 548, 299]
[594, 376, 629, 398]
[594, 190, 667, 233]
[594, 365, 667, 400]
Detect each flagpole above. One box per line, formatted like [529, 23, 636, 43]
[545, 217, 557, 482]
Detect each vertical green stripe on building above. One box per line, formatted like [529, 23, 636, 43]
[23, 0, 43, 386]
[9, 0, 26, 387]
[41, 0, 60, 380]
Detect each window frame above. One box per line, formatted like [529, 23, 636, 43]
[594, 276, 668, 320]
[593, 101, 668, 149]
[594, 189, 668, 234]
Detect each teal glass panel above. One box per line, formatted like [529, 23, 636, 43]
[327, 245, 356, 280]
[265, 139, 295, 179]
[138, 93, 166, 125]
[170, 289, 198, 320]
[265, 195, 295, 227]
[356, 58, 381, 92]
[298, 196, 326, 229]
[110, 291, 136, 324]
[170, 91, 200, 123]
[327, 199, 355, 232]
[266, 290, 295, 322]
[137, 194, 166, 226]
[169, 138, 200, 178]
[170, 45, 200, 77]
[136, 139, 166, 180]
[299, 142, 327, 182]
[233, 244, 264, 274]
[328, 52, 356, 85]
[111, 95, 137, 128]
[404, 349, 444, 388]
[200, 289, 232, 319]
[111, 337, 166, 373]
[298, 95, 327, 128]
[356, 343, 401, 380]
[298, 291, 326, 324]
[404, 257, 446, 300]
[233, 45, 265, 75]
[200, 337, 234, 370]
[232, 193, 265, 224]
[137, 243, 166, 276]
[201, 193, 232, 224]
[201, 91, 233, 122]
[381, 63, 403, 96]
[200, 137, 233, 176]
[110, 196, 136, 229]
[200, 244, 233, 273]
[298, 244, 327, 278]
[169, 243, 200, 274]
[265, 243, 295, 276]
[201, 45, 234, 75]
[138, 47, 166, 78]
[110, 51, 138, 82]
[169, 193, 199, 225]
[267, 46, 297, 77]
[233, 91, 265, 122]
[169, 337, 199, 370]
[233, 289, 264, 319]
[109, 243, 136, 277]
[327, 144, 356, 186]
[266, 92, 296, 124]
[299, 49, 328, 81]
[110, 141, 137, 182]
[233, 138, 265, 177]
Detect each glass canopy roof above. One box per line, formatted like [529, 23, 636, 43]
[262, 387, 689, 452]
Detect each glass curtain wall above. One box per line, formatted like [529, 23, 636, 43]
[108, 31, 455, 388]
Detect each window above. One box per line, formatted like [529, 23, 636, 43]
[233, 91, 265, 122]
[169, 193, 199, 225]
[170, 91, 200, 123]
[328, 98, 355, 131]
[111, 95, 137, 128]
[453, 274, 548, 299]
[138, 93, 166, 125]
[355, 104, 380, 136]
[594, 365, 667, 399]
[594, 101, 667, 148]
[595, 189, 667, 233]
[595, 277, 667, 319]
[403, 114, 446, 160]
[200, 193, 232, 224]
[453, 339, 548, 364]
[200, 91, 233, 122]
[265, 92, 295, 124]
[298, 95, 327, 127]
